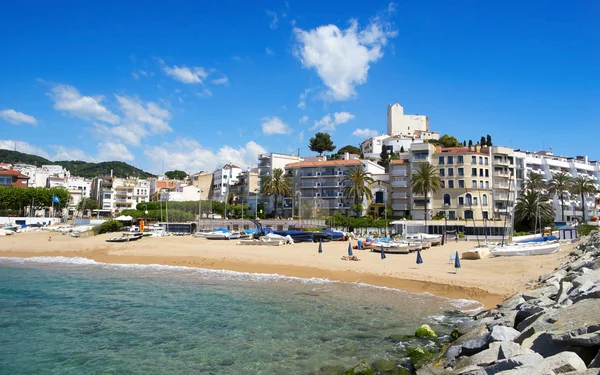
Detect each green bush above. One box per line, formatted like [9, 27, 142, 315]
[458, 232, 465, 239]
[577, 224, 599, 236]
[94, 220, 122, 235]
[513, 231, 530, 237]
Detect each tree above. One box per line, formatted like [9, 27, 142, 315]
[335, 145, 361, 158]
[547, 172, 572, 222]
[522, 173, 546, 193]
[342, 167, 375, 217]
[438, 134, 461, 147]
[486, 134, 492, 147]
[400, 146, 405, 153]
[261, 168, 292, 217]
[480, 136, 486, 146]
[514, 189, 554, 232]
[309, 132, 336, 156]
[570, 176, 598, 223]
[468, 140, 473, 147]
[462, 140, 467, 147]
[164, 170, 188, 180]
[77, 198, 99, 212]
[410, 162, 441, 230]
[378, 148, 391, 171]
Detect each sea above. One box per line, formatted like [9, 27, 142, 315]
[0, 256, 482, 375]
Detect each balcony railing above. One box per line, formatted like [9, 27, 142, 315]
[391, 180, 408, 187]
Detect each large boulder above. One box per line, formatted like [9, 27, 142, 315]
[538, 351, 587, 374]
[490, 326, 521, 342]
[481, 352, 544, 374]
[453, 341, 532, 372]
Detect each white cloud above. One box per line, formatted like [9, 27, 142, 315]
[298, 88, 310, 108]
[93, 123, 143, 146]
[50, 145, 95, 161]
[116, 96, 172, 135]
[266, 10, 278, 29]
[49, 84, 119, 124]
[144, 139, 267, 173]
[266, 47, 275, 55]
[352, 128, 379, 138]
[299, 115, 308, 123]
[296, 131, 304, 143]
[212, 76, 229, 85]
[293, 16, 397, 100]
[196, 88, 213, 98]
[132, 70, 149, 80]
[97, 142, 134, 162]
[0, 140, 49, 158]
[0, 109, 37, 125]
[163, 65, 208, 84]
[261, 116, 291, 135]
[310, 111, 355, 132]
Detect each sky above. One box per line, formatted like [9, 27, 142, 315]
[0, 0, 598, 174]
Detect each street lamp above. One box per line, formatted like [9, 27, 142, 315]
[254, 188, 260, 220]
[295, 191, 302, 225]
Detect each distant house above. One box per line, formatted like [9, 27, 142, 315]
[0, 169, 30, 187]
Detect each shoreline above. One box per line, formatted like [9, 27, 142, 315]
[0, 232, 575, 309]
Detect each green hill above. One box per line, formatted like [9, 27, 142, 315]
[0, 149, 156, 179]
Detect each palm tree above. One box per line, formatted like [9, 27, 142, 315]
[261, 168, 292, 218]
[522, 173, 546, 193]
[514, 189, 554, 232]
[410, 162, 441, 230]
[342, 167, 375, 217]
[547, 172, 572, 222]
[570, 176, 598, 223]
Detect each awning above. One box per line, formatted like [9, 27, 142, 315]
[114, 215, 134, 221]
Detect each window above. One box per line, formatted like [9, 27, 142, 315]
[485, 169, 489, 177]
[483, 211, 489, 220]
[485, 181, 489, 189]
[458, 197, 464, 205]
[485, 157, 489, 165]
[465, 193, 472, 205]
[472, 180, 477, 188]
[439, 168, 445, 177]
[458, 168, 464, 176]
[438, 156, 444, 165]
[0, 176, 11, 185]
[473, 197, 478, 205]
[440, 180, 445, 188]
[472, 168, 477, 176]
[448, 156, 454, 165]
[479, 156, 483, 165]
[479, 169, 484, 177]
[482, 194, 488, 206]
[458, 155, 464, 164]
[472, 156, 476, 164]
[443, 194, 451, 206]
[448, 180, 454, 188]
[448, 168, 454, 177]
[104, 193, 111, 199]
[449, 211, 456, 219]
[465, 210, 473, 219]
[458, 180, 465, 188]
[480, 181, 484, 188]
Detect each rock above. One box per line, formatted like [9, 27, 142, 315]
[406, 346, 436, 370]
[523, 284, 559, 301]
[515, 302, 546, 327]
[311, 364, 347, 375]
[498, 293, 525, 310]
[344, 360, 375, 375]
[495, 364, 554, 375]
[539, 351, 587, 374]
[460, 333, 491, 356]
[488, 311, 518, 330]
[453, 346, 500, 371]
[482, 353, 544, 374]
[557, 281, 574, 305]
[560, 370, 600, 375]
[444, 345, 462, 363]
[490, 326, 521, 342]
[458, 318, 493, 336]
[416, 324, 437, 339]
[571, 285, 600, 304]
[455, 365, 486, 375]
[372, 359, 409, 375]
[516, 311, 546, 333]
[589, 348, 600, 368]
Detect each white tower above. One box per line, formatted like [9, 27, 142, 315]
[387, 103, 405, 136]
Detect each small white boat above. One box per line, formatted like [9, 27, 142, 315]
[405, 233, 442, 245]
[2, 225, 18, 232]
[205, 231, 232, 240]
[490, 241, 560, 257]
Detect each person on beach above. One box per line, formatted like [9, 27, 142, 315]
[341, 255, 360, 261]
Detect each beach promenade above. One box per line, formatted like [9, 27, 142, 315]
[0, 231, 575, 308]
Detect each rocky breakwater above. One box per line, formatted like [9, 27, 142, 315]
[418, 232, 600, 375]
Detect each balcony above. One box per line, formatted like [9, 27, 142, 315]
[392, 203, 409, 210]
[493, 171, 511, 178]
[412, 157, 428, 163]
[391, 180, 408, 187]
[494, 159, 511, 166]
[300, 173, 318, 178]
[493, 183, 511, 189]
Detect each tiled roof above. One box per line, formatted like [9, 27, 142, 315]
[434, 147, 490, 155]
[0, 170, 29, 179]
[286, 160, 363, 168]
[390, 160, 407, 165]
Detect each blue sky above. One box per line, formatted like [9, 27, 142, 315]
[0, 0, 598, 174]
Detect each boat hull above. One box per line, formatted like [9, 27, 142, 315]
[490, 242, 560, 256]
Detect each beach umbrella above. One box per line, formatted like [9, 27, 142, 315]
[318, 240, 323, 253]
[416, 249, 423, 264]
[348, 242, 353, 256]
[454, 251, 461, 271]
[380, 244, 386, 259]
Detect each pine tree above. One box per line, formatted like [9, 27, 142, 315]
[480, 136, 486, 146]
[486, 134, 492, 147]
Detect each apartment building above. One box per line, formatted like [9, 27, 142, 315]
[189, 172, 213, 200]
[491, 146, 516, 219]
[0, 168, 30, 187]
[13, 164, 68, 188]
[389, 159, 410, 217]
[212, 164, 243, 202]
[257, 153, 303, 214]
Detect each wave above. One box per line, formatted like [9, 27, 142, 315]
[0, 256, 483, 312]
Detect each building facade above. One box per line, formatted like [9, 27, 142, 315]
[257, 153, 303, 214]
[212, 164, 242, 202]
[387, 103, 429, 137]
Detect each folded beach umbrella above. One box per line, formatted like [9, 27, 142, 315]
[380, 244, 386, 259]
[318, 240, 323, 253]
[454, 251, 461, 270]
[416, 249, 423, 264]
[348, 242, 353, 256]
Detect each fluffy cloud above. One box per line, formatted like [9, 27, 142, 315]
[163, 65, 208, 84]
[299, 115, 308, 123]
[49, 145, 95, 161]
[266, 10, 278, 29]
[261, 116, 291, 135]
[0, 109, 37, 125]
[97, 142, 134, 162]
[144, 139, 267, 173]
[352, 128, 379, 138]
[116, 96, 172, 135]
[49, 84, 119, 124]
[293, 16, 396, 100]
[310, 112, 355, 132]
[0, 140, 49, 158]
[212, 76, 229, 85]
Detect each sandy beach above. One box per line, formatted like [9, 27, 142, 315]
[0, 231, 575, 309]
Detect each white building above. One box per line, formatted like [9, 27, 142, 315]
[257, 153, 303, 214]
[382, 136, 425, 155]
[212, 164, 243, 202]
[163, 184, 201, 202]
[360, 135, 391, 159]
[387, 103, 430, 138]
[13, 164, 69, 188]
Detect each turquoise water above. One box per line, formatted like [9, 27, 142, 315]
[0, 257, 480, 374]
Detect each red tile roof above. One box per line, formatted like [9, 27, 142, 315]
[0, 170, 30, 179]
[286, 160, 363, 168]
